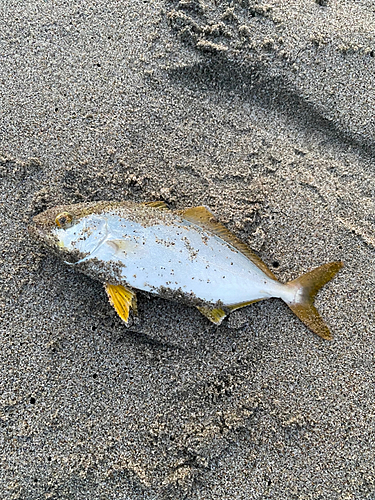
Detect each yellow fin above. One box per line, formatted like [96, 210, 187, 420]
[227, 298, 264, 312]
[106, 239, 136, 255]
[197, 305, 227, 325]
[143, 201, 169, 209]
[285, 261, 343, 340]
[181, 206, 277, 280]
[105, 284, 137, 324]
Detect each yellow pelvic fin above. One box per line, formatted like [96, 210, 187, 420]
[105, 284, 137, 324]
[197, 306, 227, 325]
[285, 261, 343, 340]
[181, 206, 277, 280]
[143, 201, 169, 209]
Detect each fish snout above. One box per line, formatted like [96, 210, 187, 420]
[28, 222, 46, 242]
[28, 218, 57, 248]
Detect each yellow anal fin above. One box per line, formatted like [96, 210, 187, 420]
[181, 206, 277, 280]
[227, 298, 264, 312]
[143, 201, 169, 209]
[285, 261, 343, 340]
[197, 306, 227, 325]
[105, 284, 137, 324]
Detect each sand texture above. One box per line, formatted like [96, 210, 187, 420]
[1, 0, 374, 498]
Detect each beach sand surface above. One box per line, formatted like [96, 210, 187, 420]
[0, 1, 374, 498]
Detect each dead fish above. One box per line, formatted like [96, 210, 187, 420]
[28, 200, 343, 339]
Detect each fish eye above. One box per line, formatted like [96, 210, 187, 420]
[55, 212, 73, 228]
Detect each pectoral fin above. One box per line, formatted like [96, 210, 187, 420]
[197, 305, 227, 325]
[106, 239, 137, 255]
[181, 206, 277, 280]
[105, 284, 137, 324]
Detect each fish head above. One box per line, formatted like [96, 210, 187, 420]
[28, 201, 114, 263]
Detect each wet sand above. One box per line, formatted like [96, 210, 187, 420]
[1, 1, 374, 498]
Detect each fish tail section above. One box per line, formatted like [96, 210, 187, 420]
[284, 261, 343, 340]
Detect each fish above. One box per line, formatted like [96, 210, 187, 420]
[28, 200, 343, 339]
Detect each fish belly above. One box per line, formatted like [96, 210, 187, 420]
[74, 214, 281, 306]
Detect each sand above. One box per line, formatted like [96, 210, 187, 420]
[1, 0, 374, 498]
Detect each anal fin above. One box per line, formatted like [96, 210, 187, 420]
[227, 298, 264, 312]
[105, 284, 137, 324]
[197, 305, 227, 325]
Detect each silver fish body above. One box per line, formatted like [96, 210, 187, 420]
[56, 210, 290, 307]
[29, 201, 343, 338]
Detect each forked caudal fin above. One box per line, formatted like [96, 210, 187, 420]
[284, 261, 343, 340]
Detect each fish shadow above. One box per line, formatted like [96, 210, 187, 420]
[115, 325, 184, 353]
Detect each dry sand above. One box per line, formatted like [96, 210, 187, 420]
[1, 0, 375, 498]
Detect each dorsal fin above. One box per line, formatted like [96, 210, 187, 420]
[181, 206, 277, 280]
[143, 201, 169, 209]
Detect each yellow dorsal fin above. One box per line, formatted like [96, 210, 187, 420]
[197, 305, 227, 325]
[143, 201, 169, 209]
[105, 284, 137, 324]
[181, 206, 277, 280]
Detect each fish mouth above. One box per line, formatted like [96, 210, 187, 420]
[28, 221, 84, 264]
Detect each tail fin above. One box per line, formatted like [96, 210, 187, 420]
[284, 262, 343, 340]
